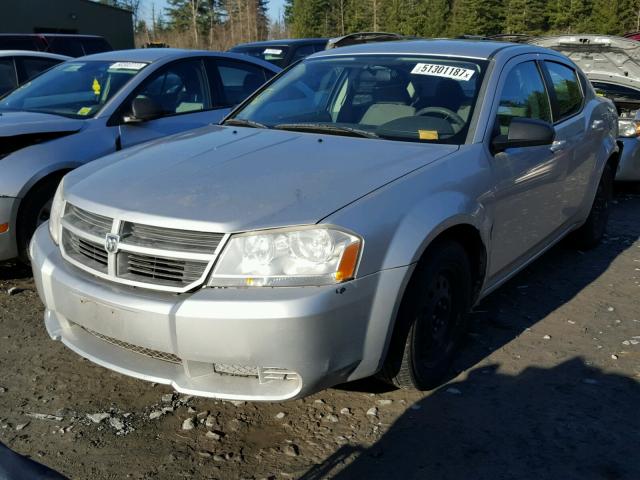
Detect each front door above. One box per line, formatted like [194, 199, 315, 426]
[117, 58, 228, 148]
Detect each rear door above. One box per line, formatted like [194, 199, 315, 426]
[117, 58, 217, 148]
[540, 59, 594, 217]
[205, 57, 273, 110]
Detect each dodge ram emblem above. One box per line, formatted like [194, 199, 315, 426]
[105, 233, 120, 254]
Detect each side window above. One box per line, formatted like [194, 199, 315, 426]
[212, 59, 267, 107]
[291, 45, 316, 62]
[544, 61, 583, 121]
[497, 61, 551, 136]
[16, 57, 61, 83]
[0, 58, 17, 96]
[133, 59, 210, 116]
[46, 37, 84, 57]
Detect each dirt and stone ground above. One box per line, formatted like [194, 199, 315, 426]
[1, 190, 639, 480]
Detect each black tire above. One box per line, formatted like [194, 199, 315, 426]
[380, 241, 472, 390]
[571, 163, 614, 250]
[16, 176, 62, 263]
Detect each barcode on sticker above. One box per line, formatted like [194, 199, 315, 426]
[411, 63, 475, 81]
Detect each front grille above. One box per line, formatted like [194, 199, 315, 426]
[60, 203, 224, 292]
[64, 204, 113, 237]
[121, 222, 223, 254]
[62, 230, 108, 273]
[79, 324, 182, 364]
[118, 252, 209, 288]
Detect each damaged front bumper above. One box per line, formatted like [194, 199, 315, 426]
[30, 224, 409, 401]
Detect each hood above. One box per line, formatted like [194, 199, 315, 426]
[0, 111, 85, 137]
[532, 35, 640, 90]
[0, 111, 85, 158]
[66, 125, 457, 232]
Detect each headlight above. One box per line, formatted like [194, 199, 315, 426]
[48, 178, 65, 245]
[618, 119, 640, 137]
[209, 226, 362, 287]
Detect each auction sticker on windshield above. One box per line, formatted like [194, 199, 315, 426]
[263, 48, 283, 55]
[109, 62, 148, 71]
[411, 63, 475, 81]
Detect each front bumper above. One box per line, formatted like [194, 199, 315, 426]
[617, 137, 640, 181]
[0, 196, 19, 261]
[30, 224, 409, 401]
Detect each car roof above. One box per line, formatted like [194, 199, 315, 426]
[0, 33, 105, 39]
[311, 38, 546, 60]
[77, 48, 280, 70]
[0, 50, 70, 60]
[231, 38, 327, 48]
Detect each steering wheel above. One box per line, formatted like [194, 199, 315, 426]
[415, 106, 466, 131]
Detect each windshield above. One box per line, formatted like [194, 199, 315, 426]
[231, 45, 290, 68]
[228, 55, 487, 144]
[0, 60, 148, 118]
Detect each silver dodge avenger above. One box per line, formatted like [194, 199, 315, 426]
[31, 40, 618, 401]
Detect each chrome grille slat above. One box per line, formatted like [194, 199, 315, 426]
[60, 203, 224, 292]
[123, 252, 207, 285]
[122, 222, 223, 254]
[64, 204, 113, 236]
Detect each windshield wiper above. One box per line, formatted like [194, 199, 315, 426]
[223, 118, 269, 129]
[274, 123, 379, 139]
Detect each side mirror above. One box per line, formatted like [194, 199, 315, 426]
[123, 97, 163, 123]
[491, 117, 555, 153]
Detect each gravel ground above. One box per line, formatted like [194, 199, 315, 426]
[0, 191, 639, 480]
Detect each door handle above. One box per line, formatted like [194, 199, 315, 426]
[550, 140, 567, 152]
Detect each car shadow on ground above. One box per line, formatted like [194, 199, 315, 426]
[315, 194, 640, 478]
[0, 261, 31, 281]
[336, 193, 640, 393]
[304, 358, 640, 480]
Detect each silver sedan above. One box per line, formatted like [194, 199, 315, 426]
[31, 40, 618, 401]
[0, 49, 279, 262]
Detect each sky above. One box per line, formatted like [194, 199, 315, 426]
[144, 0, 287, 22]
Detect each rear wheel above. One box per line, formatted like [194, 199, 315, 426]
[380, 241, 472, 390]
[16, 176, 62, 263]
[571, 163, 613, 250]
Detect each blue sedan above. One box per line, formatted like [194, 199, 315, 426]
[0, 49, 279, 262]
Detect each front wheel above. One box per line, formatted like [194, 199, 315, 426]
[16, 176, 62, 263]
[380, 241, 472, 390]
[571, 163, 614, 250]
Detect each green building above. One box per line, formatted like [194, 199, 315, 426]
[0, 0, 134, 50]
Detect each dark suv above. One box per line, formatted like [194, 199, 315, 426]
[0, 34, 112, 57]
[229, 38, 327, 68]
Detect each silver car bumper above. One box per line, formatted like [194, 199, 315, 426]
[30, 224, 410, 401]
[0, 196, 18, 261]
[617, 137, 640, 181]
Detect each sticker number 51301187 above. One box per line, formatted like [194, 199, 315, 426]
[411, 63, 475, 81]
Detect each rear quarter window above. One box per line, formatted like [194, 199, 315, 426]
[545, 61, 583, 121]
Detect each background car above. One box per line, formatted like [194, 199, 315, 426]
[229, 38, 327, 68]
[0, 48, 280, 262]
[325, 32, 409, 49]
[531, 35, 640, 182]
[0, 33, 112, 57]
[0, 50, 69, 96]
